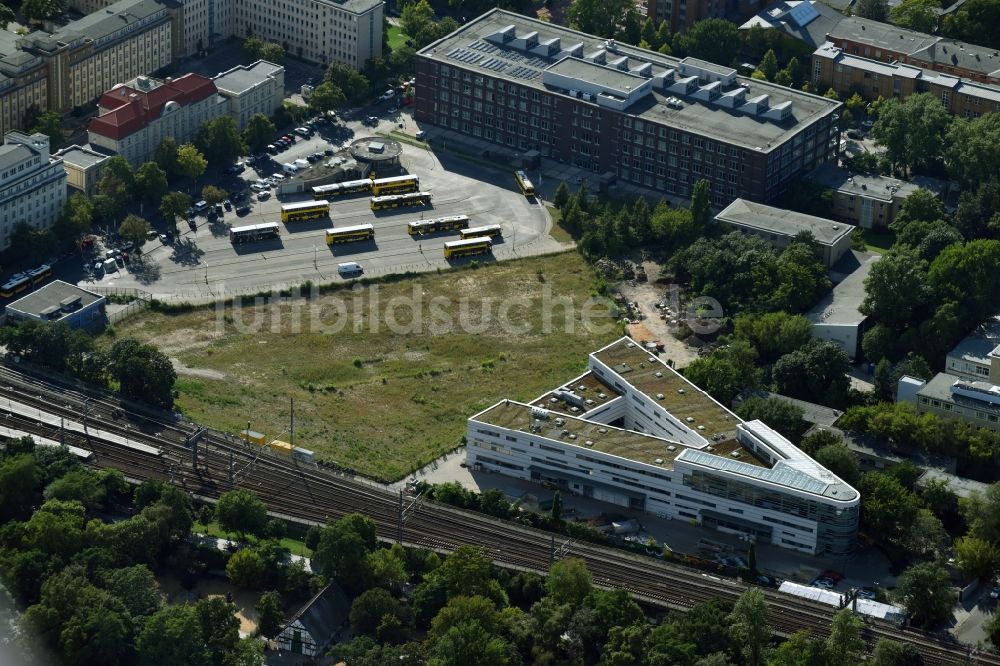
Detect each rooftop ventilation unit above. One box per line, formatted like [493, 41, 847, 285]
[731, 451, 741, 458]
[667, 445, 676, 451]
[599, 428, 608, 434]
[697, 425, 706, 431]
[678, 388, 685, 394]
[531, 407, 550, 420]
[685, 417, 695, 423]
[657, 393, 665, 399]
[585, 440, 594, 447]
[555, 418, 565, 426]
[585, 399, 595, 405]
[655, 372, 663, 378]
[654, 458, 664, 464]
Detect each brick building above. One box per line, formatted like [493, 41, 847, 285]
[415, 10, 842, 206]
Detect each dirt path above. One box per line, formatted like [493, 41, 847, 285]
[171, 358, 228, 381]
[618, 262, 700, 369]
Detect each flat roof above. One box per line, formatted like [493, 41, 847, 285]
[592, 338, 740, 444]
[716, 198, 852, 246]
[917, 468, 991, 499]
[805, 163, 921, 202]
[947, 314, 1000, 366]
[419, 9, 840, 151]
[213, 60, 282, 95]
[545, 56, 647, 97]
[49, 0, 173, 46]
[916, 373, 1000, 417]
[5, 280, 103, 320]
[806, 250, 880, 326]
[54, 144, 109, 168]
[476, 399, 759, 471]
[828, 16, 939, 54]
[531, 370, 621, 416]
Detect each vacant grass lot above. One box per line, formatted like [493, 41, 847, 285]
[116, 252, 619, 480]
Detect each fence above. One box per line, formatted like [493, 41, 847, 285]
[86, 286, 152, 324]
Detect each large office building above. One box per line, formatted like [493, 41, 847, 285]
[0, 131, 67, 251]
[467, 337, 859, 556]
[88, 73, 225, 166]
[415, 10, 842, 206]
[812, 42, 1000, 119]
[213, 60, 286, 129]
[715, 198, 853, 268]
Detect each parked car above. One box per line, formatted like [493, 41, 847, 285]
[223, 200, 232, 211]
[159, 233, 170, 244]
[415, 130, 427, 140]
[846, 129, 863, 140]
[236, 204, 251, 216]
[257, 191, 270, 201]
[324, 148, 335, 156]
[378, 89, 396, 101]
[365, 116, 378, 126]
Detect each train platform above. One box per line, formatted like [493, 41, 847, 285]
[403, 451, 897, 593]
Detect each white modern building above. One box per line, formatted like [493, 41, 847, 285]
[467, 337, 860, 556]
[945, 314, 1000, 382]
[213, 60, 286, 129]
[0, 131, 67, 251]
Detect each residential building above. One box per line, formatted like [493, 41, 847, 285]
[744, 0, 1000, 85]
[234, 0, 383, 68]
[0, 32, 49, 139]
[811, 42, 1000, 118]
[467, 337, 859, 556]
[0, 131, 67, 251]
[715, 198, 853, 267]
[945, 315, 1000, 381]
[906, 373, 1000, 434]
[415, 10, 842, 206]
[54, 144, 109, 196]
[213, 60, 285, 129]
[87, 73, 225, 166]
[804, 163, 936, 229]
[4, 280, 106, 329]
[804, 250, 880, 360]
[276, 583, 349, 657]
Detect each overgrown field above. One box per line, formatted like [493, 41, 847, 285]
[115, 252, 620, 480]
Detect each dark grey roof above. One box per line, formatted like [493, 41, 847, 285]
[49, 0, 174, 47]
[5, 281, 103, 321]
[827, 16, 939, 54]
[213, 60, 282, 96]
[285, 583, 349, 649]
[0, 144, 33, 173]
[740, 0, 846, 48]
[805, 250, 880, 326]
[715, 198, 852, 245]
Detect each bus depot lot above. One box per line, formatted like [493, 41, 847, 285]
[97, 138, 558, 301]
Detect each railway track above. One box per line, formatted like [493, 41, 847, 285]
[0, 363, 986, 666]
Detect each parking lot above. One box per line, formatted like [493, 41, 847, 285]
[88, 111, 561, 301]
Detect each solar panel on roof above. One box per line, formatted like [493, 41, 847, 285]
[788, 1, 820, 27]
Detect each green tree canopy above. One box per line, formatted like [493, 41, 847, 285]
[567, 0, 640, 38]
[680, 19, 741, 66]
[728, 588, 770, 666]
[160, 191, 193, 232]
[326, 62, 371, 105]
[871, 93, 952, 174]
[546, 558, 592, 607]
[155, 137, 179, 177]
[30, 111, 63, 151]
[255, 591, 284, 639]
[107, 337, 177, 409]
[243, 114, 276, 155]
[855, 0, 889, 20]
[136, 603, 210, 666]
[309, 81, 346, 113]
[216, 489, 268, 540]
[891, 0, 940, 32]
[896, 562, 956, 627]
[736, 397, 810, 443]
[119, 214, 151, 253]
[196, 116, 246, 166]
[942, 0, 1000, 50]
[176, 144, 208, 185]
[134, 161, 168, 206]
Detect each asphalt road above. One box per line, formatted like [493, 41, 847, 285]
[87, 114, 562, 302]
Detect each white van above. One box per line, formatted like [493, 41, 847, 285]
[282, 163, 299, 174]
[338, 262, 363, 278]
[102, 258, 119, 273]
[194, 200, 209, 213]
[294, 158, 309, 169]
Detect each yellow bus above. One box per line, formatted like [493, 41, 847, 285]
[325, 223, 375, 245]
[29, 264, 53, 284]
[370, 191, 431, 211]
[407, 214, 470, 236]
[1, 274, 31, 298]
[444, 237, 492, 259]
[514, 170, 535, 197]
[312, 179, 373, 199]
[460, 224, 502, 240]
[372, 175, 419, 196]
[281, 200, 330, 223]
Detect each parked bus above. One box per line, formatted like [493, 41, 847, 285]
[407, 214, 469, 236]
[230, 222, 280, 244]
[460, 224, 502, 240]
[514, 170, 535, 197]
[28, 264, 53, 284]
[312, 179, 373, 199]
[371, 191, 431, 211]
[1, 274, 30, 298]
[325, 223, 375, 245]
[281, 200, 330, 223]
[444, 237, 492, 259]
[371, 175, 419, 196]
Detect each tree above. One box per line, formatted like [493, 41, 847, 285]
[896, 562, 956, 627]
[260, 42, 285, 63]
[160, 191, 192, 232]
[195, 596, 240, 664]
[62, 193, 94, 242]
[255, 591, 283, 639]
[680, 19, 741, 66]
[30, 111, 63, 151]
[860, 472, 920, 548]
[226, 549, 265, 589]
[242, 114, 276, 155]
[369, 543, 409, 592]
[690, 178, 711, 227]
[309, 81, 345, 113]
[119, 214, 151, 253]
[890, 189, 948, 234]
[97, 156, 135, 218]
[728, 588, 770, 666]
[313, 513, 378, 593]
[201, 185, 228, 207]
[0, 3, 13, 29]
[216, 489, 268, 540]
[101, 564, 162, 621]
[872, 639, 924, 666]
[176, 144, 208, 189]
[759, 49, 778, 81]
[871, 94, 952, 174]
[326, 62, 371, 105]
[942, 0, 1000, 50]
[196, 116, 245, 166]
[954, 536, 1000, 580]
[733, 312, 812, 364]
[891, 0, 939, 33]
[553, 181, 570, 210]
[770, 630, 825, 666]
[21, 0, 65, 23]
[736, 398, 809, 443]
[350, 588, 408, 637]
[550, 489, 563, 523]
[106, 338, 176, 408]
[773, 340, 851, 406]
[826, 609, 865, 666]
[134, 161, 168, 207]
[814, 444, 861, 488]
[546, 558, 592, 607]
[44, 468, 106, 512]
[567, 0, 639, 38]
[860, 248, 933, 330]
[929, 240, 1000, 324]
[136, 603, 210, 666]
[856, 0, 889, 21]
[0, 453, 43, 522]
[155, 137, 179, 177]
